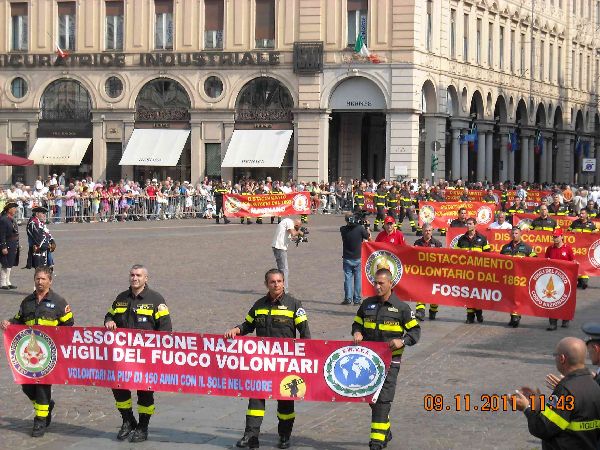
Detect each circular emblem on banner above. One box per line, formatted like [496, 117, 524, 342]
[292, 194, 309, 212]
[476, 206, 493, 224]
[324, 346, 386, 398]
[589, 239, 600, 269]
[9, 329, 57, 379]
[224, 197, 243, 214]
[365, 250, 403, 287]
[516, 218, 533, 230]
[279, 375, 306, 398]
[419, 205, 435, 224]
[529, 267, 571, 310]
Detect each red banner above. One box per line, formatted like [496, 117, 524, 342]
[418, 201, 496, 228]
[3, 328, 391, 403]
[224, 192, 311, 217]
[363, 192, 376, 213]
[512, 213, 600, 231]
[446, 227, 600, 277]
[362, 242, 578, 320]
[442, 189, 550, 208]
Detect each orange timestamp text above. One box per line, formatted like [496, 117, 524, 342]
[423, 394, 575, 412]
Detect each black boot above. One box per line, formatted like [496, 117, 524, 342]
[129, 413, 150, 443]
[428, 310, 437, 320]
[475, 310, 484, 323]
[224, 218, 231, 224]
[32, 417, 46, 438]
[547, 319, 558, 331]
[466, 313, 475, 324]
[373, 225, 379, 232]
[511, 316, 521, 328]
[236, 434, 259, 448]
[117, 410, 137, 441]
[46, 400, 55, 427]
[561, 320, 570, 328]
[415, 309, 425, 321]
[278, 435, 291, 449]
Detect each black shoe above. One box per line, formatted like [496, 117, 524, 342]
[341, 299, 352, 305]
[117, 418, 137, 441]
[511, 317, 521, 328]
[46, 400, 55, 427]
[236, 434, 259, 448]
[369, 442, 384, 450]
[466, 313, 475, 324]
[415, 309, 425, 321]
[129, 426, 148, 443]
[476, 311, 484, 323]
[8, 285, 17, 289]
[225, 219, 231, 224]
[547, 323, 558, 331]
[373, 226, 379, 232]
[581, 282, 588, 290]
[278, 435, 291, 449]
[561, 320, 570, 328]
[0, 286, 9, 290]
[429, 310, 437, 320]
[353, 299, 362, 305]
[385, 430, 393, 446]
[32, 418, 45, 438]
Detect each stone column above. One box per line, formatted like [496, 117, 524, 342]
[520, 134, 529, 183]
[557, 134, 572, 183]
[222, 121, 235, 182]
[319, 111, 330, 182]
[528, 138, 535, 182]
[508, 149, 515, 183]
[499, 129, 508, 182]
[460, 140, 468, 181]
[540, 138, 548, 183]
[545, 137, 553, 182]
[451, 128, 460, 181]
[485, 131, 493, 182]
[92, 114, 106, 181]
[189, 112, 203, 184]
[476, 129, 486, 181]
[121, 119, 135, 181]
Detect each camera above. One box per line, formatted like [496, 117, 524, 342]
[347, 210, 371, 230]
[293, 226, 309, 246]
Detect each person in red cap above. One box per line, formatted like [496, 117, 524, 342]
[545, 228, 575, 331]
[375, 216, 406, 246]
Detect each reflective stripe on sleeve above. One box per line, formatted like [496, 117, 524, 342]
[37, 318, 59, 326]
[353, 316, 364, 325]
[59, 312, 73, 323]
[404, 319, 419, 329]
[541, 407, 570, 430]
[294, 315, 307, 325]
[245, 314, 255, 324]
[154, 309, 170, 320]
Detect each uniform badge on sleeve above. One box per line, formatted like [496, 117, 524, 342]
[387, 307, 399, 313]
[296, 308, 306, 317]
[157, 304, 169, 312]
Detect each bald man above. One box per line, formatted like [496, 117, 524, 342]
[513, 337, 600, 449]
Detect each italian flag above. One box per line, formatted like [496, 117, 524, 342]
[354, 34, 381, 63]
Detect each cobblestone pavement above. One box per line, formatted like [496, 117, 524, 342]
[1, 214, 599, 450]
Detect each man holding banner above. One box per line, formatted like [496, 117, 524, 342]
[454, 218, 491, 323]
[104, 265, 173, 443]
[530, 205, 558, 232]
[225, 269, 310, 450]
[0, 266, 73, 438]
[352, 268, 420, 450]
[500, 227, 537, 328]
[414, 223, 443, 320]
[546, 229, 575, 331]
[569, 208, 597, 289]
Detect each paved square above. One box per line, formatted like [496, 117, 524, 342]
[1, 215, 598, 449]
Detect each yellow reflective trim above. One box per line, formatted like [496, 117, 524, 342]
[116, 399, 132, 409]
[154, 309, 170, 320]
[364, 322, 376, 329]
[277, 412, 296, 420]
[36, 410, 49, 418]
[370, 432, 387, 441]
[405, 319, 419, 329]
[136, 308, 153, 316]
[37, 319, 59, 326]
[24, 319, 35, 325]
[541, 407, 570, 430]
[353, 316, 364, 325]
[138, 404, 155, 415]
[378, 323, 403, 332]
[255, 309, 270, 316]
[112, 307, 127, 314]
[567, 420, 600, 431]
[371, 422, 391, 430]
[247, 409, 265, 417]
[35, 403, 49, 411]
[294, 315, 307, 325]
[271, 310, 294, 318]
[59, 312, 73, 323]
[245, 314, 255, 324]
[392, 348, 404, 356]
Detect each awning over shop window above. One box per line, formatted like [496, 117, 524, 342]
[119, 129, 190, 166]
[29, 138, 91, 165]
[221, 130, 293, 167]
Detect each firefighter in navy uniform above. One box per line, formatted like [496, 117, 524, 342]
[414, 223, 443, 320]
[449, 207, 468, 228]
[454, 217, 491, 323]
[548, 194, 570, 217]
[584, 199, 599, 218]
[482, 188, 496, 204]
[214, 182, 231, 224]
[0, 266, 73, 438]
[373, 183, 388, 231]
[26, 206, 54, 269]
[104, 265, 172, 443]
[530, 205, 558, 231]
[385, 185, 399, 223]
[225, 269, 310, 450]
[413, 187, 429, 236]
[569, 208, 597, 289]
[500, 227, 537, 328]
[240, 184, 255, 225]
[429, 186, 447, 236]
[506, 196, 526, 225]
[513, 337, 600, 450]
[353, 182, 366, 213]
[352, 268, 420, 450]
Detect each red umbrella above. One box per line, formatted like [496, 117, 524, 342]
[0, 153, 34, 166]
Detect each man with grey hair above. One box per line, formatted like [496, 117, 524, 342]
[513, 337, 600, 449]
[104, 265, 172, 443]
[488, 211, 513, 230]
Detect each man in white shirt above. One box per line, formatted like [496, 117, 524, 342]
[271, 218, 304, 292]
[488, 211, 513, 230]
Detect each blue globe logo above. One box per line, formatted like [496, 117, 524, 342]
[324, 346, 385, 398]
